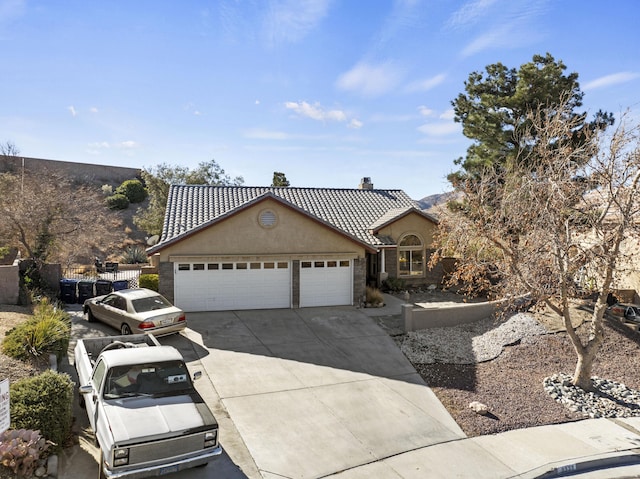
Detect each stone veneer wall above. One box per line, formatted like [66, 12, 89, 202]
[158, 262, 175, 304]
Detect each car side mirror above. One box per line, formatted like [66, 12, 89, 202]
[192, 371, 202, 382]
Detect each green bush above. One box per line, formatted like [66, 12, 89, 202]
[115, 179, 147, 203]
[2, 300, 70, 363]
[139, 274, 159, 291]
[10, 370, 73, 452]
[121, 245, 148, 264]
[105, 193, 129, 210]
[383, 277, 405, 292]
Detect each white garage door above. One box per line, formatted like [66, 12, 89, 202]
[174, 261, 291, 312]
[300, 259, 352, 307]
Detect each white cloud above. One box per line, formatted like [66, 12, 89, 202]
[418, 106, 434, 117]
[583, 72, 640, 91]
[265, 0, 331, 45]
[336, 61, 404, 96]
[244, 128, 290, 140]
[439, 109, 455, 120]
[67, 106, 77, 117]
[418, 122, 460, 136]
[285, 100, 350, 123]
[406, 73, 446, 92]
[446, 0, 498, 29]
[348, 118, 363, 129]
[117, 141, 139, 149]
[90, 107, 99, 113]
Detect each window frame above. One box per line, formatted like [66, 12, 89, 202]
[397, 233, 425, 278]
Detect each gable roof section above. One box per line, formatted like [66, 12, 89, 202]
[368, 207, 439, 233]
[150, 185, 425, 253]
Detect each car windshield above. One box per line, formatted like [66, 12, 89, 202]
[104, 360, 194, 399]
[131, 294, 173, 313]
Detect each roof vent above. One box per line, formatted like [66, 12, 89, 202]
[359, 177, 373, 190]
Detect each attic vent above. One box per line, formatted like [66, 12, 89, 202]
[259, 209, 278, 228]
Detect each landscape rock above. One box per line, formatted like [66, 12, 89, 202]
[469, 401, 490, 415]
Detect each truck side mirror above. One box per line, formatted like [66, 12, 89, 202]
[79, 384, 98, 403]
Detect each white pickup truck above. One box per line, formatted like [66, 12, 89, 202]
[74, 333, 222, 479]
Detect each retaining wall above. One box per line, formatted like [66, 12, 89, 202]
[402, 299, 503, 332]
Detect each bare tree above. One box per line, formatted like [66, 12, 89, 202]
[0, 169, 125, 269]
[433, 101, 640, 391]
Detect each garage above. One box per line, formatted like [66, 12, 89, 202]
[174, 261, 291, 312]
[300, 259, 352, 307]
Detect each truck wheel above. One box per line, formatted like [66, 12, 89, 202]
[121, 323, 132, 335]
[86, 308, 96, 323]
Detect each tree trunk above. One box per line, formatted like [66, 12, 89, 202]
[573, 349, 596, 391]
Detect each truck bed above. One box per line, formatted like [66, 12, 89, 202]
[77, 334, 160, 366]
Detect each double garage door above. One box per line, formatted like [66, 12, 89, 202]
[174, 259, 352, 312]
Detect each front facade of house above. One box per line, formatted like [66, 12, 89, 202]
[148, 181, 441, 312]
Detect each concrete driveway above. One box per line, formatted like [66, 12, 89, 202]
[174, 303, 466, 479]
[61, 299, 465, 478]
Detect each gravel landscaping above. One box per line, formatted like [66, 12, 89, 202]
[394, 292, 640, 437]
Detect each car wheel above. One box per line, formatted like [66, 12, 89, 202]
[121, 323, 132, 335]
[86, 308, 96, 323]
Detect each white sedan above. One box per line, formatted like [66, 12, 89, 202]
[83, 288, 186, 336]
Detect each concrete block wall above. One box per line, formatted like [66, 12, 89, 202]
[0, 264, 19, 305]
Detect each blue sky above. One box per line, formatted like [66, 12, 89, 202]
[1, 0, 639, 200]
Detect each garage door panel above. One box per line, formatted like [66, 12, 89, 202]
[175, 262, 290, 312]
[300, 260, 352, 308]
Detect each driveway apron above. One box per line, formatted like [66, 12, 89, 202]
[184, 306, 465, 479]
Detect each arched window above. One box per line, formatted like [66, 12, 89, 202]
[398, 234, 424, 277]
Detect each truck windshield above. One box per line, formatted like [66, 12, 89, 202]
[131, 295, 172, 313]
[104, 360, 194, 399]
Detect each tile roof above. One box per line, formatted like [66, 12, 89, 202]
[155, 185, 434, 250]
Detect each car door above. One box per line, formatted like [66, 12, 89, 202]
[99, 294, 126, 329]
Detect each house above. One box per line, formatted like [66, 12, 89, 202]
[147, 178, 441, 312]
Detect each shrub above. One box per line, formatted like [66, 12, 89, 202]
[139, 274, 159, 291]
[115, 179, 147, 203]
[101, 184, 113, 196]
[383, 277, 405, 292]
[10, 370, 74, 452]
[121, 245, 148, 264]
[2, 300, 70, 363]
[366, 286, 384, 305]
[105, 193, 129, 210]
[0, 429, 51, 477]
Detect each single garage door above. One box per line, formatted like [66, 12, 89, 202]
[174, 261, 291, 312]
[300, 259, 352, 307]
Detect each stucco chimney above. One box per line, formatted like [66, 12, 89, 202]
[358, 177, 373, 190]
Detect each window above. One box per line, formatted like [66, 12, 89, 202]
[236, 263, 247, 270]
[208, 263, 219, 270]
[178, 264, 190, 271]
[277, 262, 288, 269]
[193, 263, 204, 271]
[398, 234, 424, 277]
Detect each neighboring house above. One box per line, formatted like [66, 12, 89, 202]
[147, 178, 441, 312]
